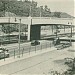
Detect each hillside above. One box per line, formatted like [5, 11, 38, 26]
[0, 0, 73, 18]
[60, 12, 73, 18]
[51, 12, 73, 18]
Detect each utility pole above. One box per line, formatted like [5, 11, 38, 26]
[40, 7, 42, 17]
[29, 5, 32, 17]
[29, 0, 32, 17]
[18, 19, 21, 58]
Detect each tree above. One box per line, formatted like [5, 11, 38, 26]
[54, 12, 61, 18]
[2, 24, 18, 34]
[44, 5, 48, 12]
[0, 0, 51, 17]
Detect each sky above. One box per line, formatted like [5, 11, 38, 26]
[30, 0, 74, 17]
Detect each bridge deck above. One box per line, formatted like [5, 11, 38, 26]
[0, 17, 74, 26]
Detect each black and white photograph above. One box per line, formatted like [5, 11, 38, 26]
[0, 0, 75, 75]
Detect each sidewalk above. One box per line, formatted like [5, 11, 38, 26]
[0, 47, 57, 67]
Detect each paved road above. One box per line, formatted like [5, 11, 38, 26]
[0, 47, 74, 75]
[2, 40, 53, 57]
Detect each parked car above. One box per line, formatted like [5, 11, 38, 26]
[63, 42, 71, 48]
[0, 47, 9, 59]
[31, 40, 40, 46]
[56, 44, 63, 50]
[56, 42, 70, 50]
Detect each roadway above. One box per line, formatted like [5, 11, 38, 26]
[0, 46, 74, 75]
[2, 40, 53, 57]
[41, 32, 75, 40]
[1, 35, 75, 58]
[1, 33, 75, 58]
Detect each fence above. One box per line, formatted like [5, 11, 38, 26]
[1, 41, 54, 61]
[11, 41, 53, 58]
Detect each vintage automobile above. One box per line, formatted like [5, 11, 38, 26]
[56, 42, 71, 50]
[55, 44, 63, 50]
[62, 42, 70, 48]
[31, 40, 40, 46]
[0, 47, 9, 59]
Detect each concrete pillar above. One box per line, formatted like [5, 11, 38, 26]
[27, 24, 31, 41]
[27, 18, 32, 41]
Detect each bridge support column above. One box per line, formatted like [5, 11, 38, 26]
[30, 25, 41, 41]
[27, 25, 31, 41]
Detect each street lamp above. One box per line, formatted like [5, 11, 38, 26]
[29, 5, 32, 17]
[40, 6, 42, 17]
[68, 22, 72, 46]
[29, 0, 33, 17]
[25, 25, 26, 40]
[70, 22, 72, 46]
[3, 1, 6, 17]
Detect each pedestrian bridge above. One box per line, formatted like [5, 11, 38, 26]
[0, 17, 74, 41]
[0, 17, 74, 26]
